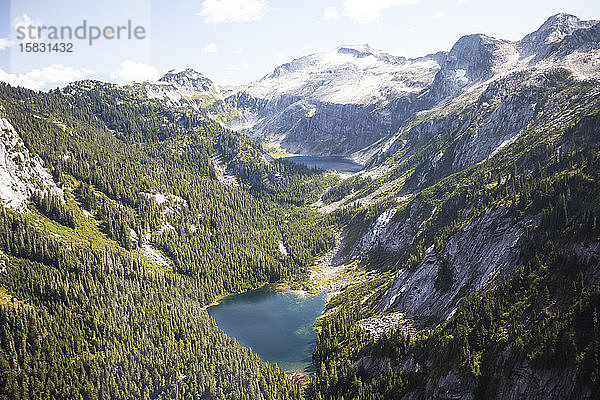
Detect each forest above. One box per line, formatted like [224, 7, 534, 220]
[0, 82, 334, 399]
[0, 69, 599, 400]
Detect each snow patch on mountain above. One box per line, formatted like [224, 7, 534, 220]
[236, 45, 441, 107]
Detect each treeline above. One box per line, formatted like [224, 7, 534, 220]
[0, 81, 338, 398]
[0, 82, 334, 304]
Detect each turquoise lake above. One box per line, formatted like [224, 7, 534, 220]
[284, 156, 363, 174]
[207, 285, 326, 372]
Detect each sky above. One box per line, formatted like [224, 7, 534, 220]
[0, 0, 599, 90]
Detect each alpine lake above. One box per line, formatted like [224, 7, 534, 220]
[208, 156, 361, 373]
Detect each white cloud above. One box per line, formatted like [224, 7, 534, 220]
[13, 14, 43, 44]
[0, 37, 14, 50]
[0, 65, 95, 91]
[343, 0, 420, 24]
[109, 60, 160, 83]
[323, 7, 340, 21]
[13, 14, 40, 30]
[227, 60, 248, 72]
[455, 0, 469, 5]
[199, 0, 267, 24]
[432, 11, 443, 19]
[201, 43, 219, 53]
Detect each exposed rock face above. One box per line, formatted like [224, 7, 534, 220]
[224, 45, 443, 155]
[210, 154, 238, 186]
[427, 34, 505, 101]
[553, 22, 600, 59]
[227, 93, 403, 155]
[450, 78, 539, 169]
[519, 13, 599, 62]
[157, 68, 215, 92]
[420, 362, 591, 400]
[493, 362, 591, 400]
[565, 242, 600, 286]
[427, 369, 474, 400]
[364, 66, 599, 191]
[373, 206, 526, 321]
[134, 69, 233, 118]
[0, 116, 60, 209]
[359, 312, 414, 339]
[341, 199, 428, 261]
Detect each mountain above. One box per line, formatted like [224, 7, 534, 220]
[133, 45, 444, 156]
[0, 79, 334, 399]
[1, 12, 600, 400]
[223, 45, 444, 155]
[355, 13, 600, 165]
[233, 44, 442, 107]
[302, 13, 600, 400]
[127, 68, 235, 125]
[519, 12, 599, 62]
[136, 14, 599, 160]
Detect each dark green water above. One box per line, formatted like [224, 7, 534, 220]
[207, 285, 326, 372]
[285, 156, 363, 174]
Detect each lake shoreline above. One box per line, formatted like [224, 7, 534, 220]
[281, 155, 363, 174]
[204, 280, 319, 311]
[207, 282, 327, 373]
[206, 234, 352, 375]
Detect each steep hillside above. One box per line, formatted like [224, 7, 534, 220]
[0, 116, 60, 209]
[0, 82, 335, 399]
[305, 30, 600, 400]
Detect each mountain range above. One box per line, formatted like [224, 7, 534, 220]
[124, 13, 600, 160]
[0, 12, 600, 400]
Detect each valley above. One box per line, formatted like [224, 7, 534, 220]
[1, 11, 600, 400]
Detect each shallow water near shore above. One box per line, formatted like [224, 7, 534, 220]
[207, 285, 327, 372]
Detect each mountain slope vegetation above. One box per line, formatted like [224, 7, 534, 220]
[0, 82, 334, 399]
[1, 12, 599, 400]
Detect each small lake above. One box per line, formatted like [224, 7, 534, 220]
[207, 285, 326, 372]
[284, 156, 363, 174]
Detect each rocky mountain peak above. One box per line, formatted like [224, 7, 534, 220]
[337, 44, 375, 57]
[158, 68, 214, 92]
[262, 44, 403, 81]
[337, 44, 405, 64]
[537, 13, 585, 40]
[519, 13, 598, 60]
[127, 13, 600, 159]
[427, 34, 504, 101]
[447, 33, 502, 62]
